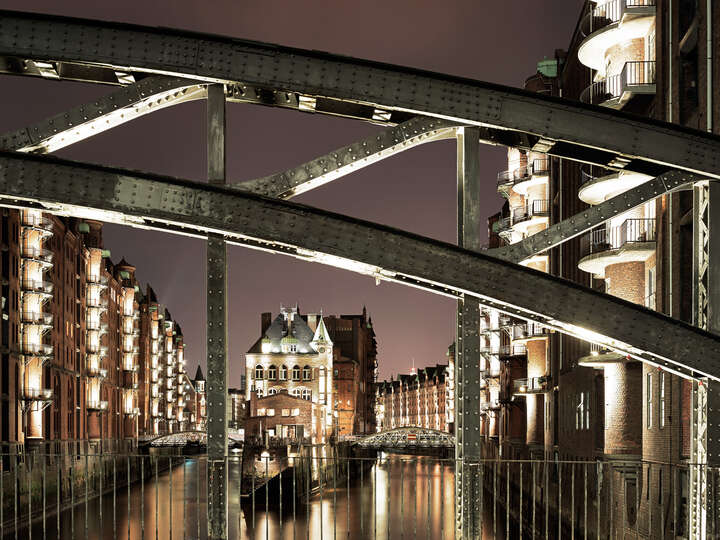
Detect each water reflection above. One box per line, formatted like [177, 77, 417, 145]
[22, 454, 458, 539]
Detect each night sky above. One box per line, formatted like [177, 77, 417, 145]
[0, 0, 583, 385]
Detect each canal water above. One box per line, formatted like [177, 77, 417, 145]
[14, 453, 515, 539]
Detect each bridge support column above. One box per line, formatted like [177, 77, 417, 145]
[690, 181, 720, 539]
[206, 83, 229, 540]
[455, 127, 483, 539]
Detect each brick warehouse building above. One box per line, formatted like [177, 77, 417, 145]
[244, 305, 377, 443]
[0, 209, 200, 452]
[481, 1, 720, 538]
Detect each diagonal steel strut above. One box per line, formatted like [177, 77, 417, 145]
[0, 76, 206, 153]
[0, 151, 719, 382]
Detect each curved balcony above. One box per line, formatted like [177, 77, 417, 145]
[579, 168, 653, 205]
[86, 296, 107, 309]
[87, 344, 109, 356]
[578, 1, 657, 73]
[578, 218, 656, 277]
[87, 400, 109, 412]
[24, 388, 54, 401]
[21, 311, 53, 328]
[86, 274, 108, 285]
[512, 376, 551, 396]
[511, 322, 551, 343]
[21, 279, 54, 297]
[21, 214, 54, 236]
[87, 366, 108, 379]
[578, 343, 626, 368]
[497, 158, 550, 197]
[22, 342, 54, 358]
[125, 407, 140, 417]
[510, 199, 550, 235]
[20, 245, 53, 265]
[580, 61, 656, 109]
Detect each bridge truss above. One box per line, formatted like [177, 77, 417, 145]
[1, 10, 719, 539]
[354, 427, 455, 449]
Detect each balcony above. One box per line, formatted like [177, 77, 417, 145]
[578, 1, 657, 73]
[21, 279, 54, 297]
[86, 296, 106, 309]
[510, 200, 550, 234]
[24, 388, 54, 401]
[86, 274, 108, 285]
[512, 376, 551, 396]
[21, 342, 54, 358]
[497, 158, 550, 197]
[20, 311, 53, 328]
[87, 400, 109, 412]
[86, 319, 109, 333]
[578, 343, 626, 368]
[87, 366, 108, 379]
[511, 322, 551, 342]
[580, 61, 656, 109]
[579, 167, 653, 205]
[480, 400, 501, 413]
[20, 245, 53, 265]
[20, 214, 53, 234]
[578, 218, 656, 277]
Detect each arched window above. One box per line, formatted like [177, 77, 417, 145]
[302, 365, 311, 381]
[301, 388, 312, 401]
[290, 388, 300, 398]
[256, 388, 263, 399]
[267, 365, 277, 380]
[268, 387, 280, 395]
[292, 365, 301, 381]
[280, 365, 288, 380]
[255, 365, 264, 380]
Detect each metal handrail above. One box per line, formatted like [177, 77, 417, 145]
[581, 218, 656, 257]
[20, 311, 53, 325]
[511, 199, 550, 223]
[511, 322, 549, 340]
[512, 376, 550, 394]
[581, 0, 656, 37]
[24, 388, 54, 400]
[20, 214, 53, 230]
[580, 61, 656, 105]
[22, 342, 53, 356]
[20, 245, 53, 262]
[86, 400, 109, 411]
[21, 279, 54, 294]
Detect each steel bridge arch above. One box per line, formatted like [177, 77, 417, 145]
[0, 152, 718, 382]
[354, 427, 455, 449]
[1, 10, 720, 180]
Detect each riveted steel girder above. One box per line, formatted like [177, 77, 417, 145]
[491, 170, 705, 263]
[0, 76, 206, 153]
[1, 151, 720, 381]
[1, 11, 720, 178]
[236, 117, 459, 197]
[355, 427, 455, 449]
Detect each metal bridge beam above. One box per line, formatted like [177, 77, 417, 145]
[1, 11, 720, 179]
[206, 84, 228, 540]
[0, 76, 205, 153]
[455, 126, 483, 539]
[1, 153, 720, 381]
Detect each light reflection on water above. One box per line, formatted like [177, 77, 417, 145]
[23, 454, 460, 539]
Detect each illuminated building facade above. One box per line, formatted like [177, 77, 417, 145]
[375, 360, 452, 433]
[0, 211, 192, 449]
[244, 305, 377, 442]
[483, 1, 718, 537]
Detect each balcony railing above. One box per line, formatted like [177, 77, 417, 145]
[20, 245, 53, 263]
[86, 273, 108, 285]
[86, 400, 109, 411]
[22, 342, 53, 357]
[581, 0, 656, 37]
[512, 376, 550, 395]
[24, 388, 54, 401]
[511, 322, 550, 340]
[21, 279, 53, 295]
[581, 218, 656, 257]
[87, 367, 108, 379]
[496, 159, 550, 191]
[580, 61, 657, 106]
[20, 213, 53, 231]
[510, 199, 550, 224]
[20, 311, 53, 326]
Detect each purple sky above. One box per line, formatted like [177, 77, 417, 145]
[0, 0, 583, 384]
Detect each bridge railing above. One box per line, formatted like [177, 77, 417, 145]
[0, 451, 716, 539]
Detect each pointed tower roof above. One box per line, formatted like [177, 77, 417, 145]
[194, 365, 205, 381]
[311, 316, 333, 351]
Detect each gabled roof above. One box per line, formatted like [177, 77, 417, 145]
[247, 309, 317, 354]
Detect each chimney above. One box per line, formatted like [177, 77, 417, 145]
[307, 314, 318, 333]
[261, 312, 272, 335]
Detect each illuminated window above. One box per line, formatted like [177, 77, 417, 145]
[268, 365, 277, 380]
[659, 372, 665, 429]
[257, 408, 266, 417]
[292, 365, 301, 381]
[266, 409, 275, 417]
[282, 409, 290, 417]
[280, 365, 288, 380]
[646, 373, 653, 429]
[255, 365, 264, 380]
[292, 408, 300, 416]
